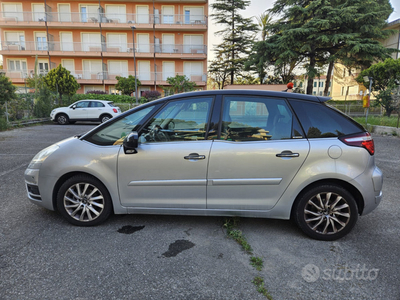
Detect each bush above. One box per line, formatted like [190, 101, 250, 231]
[7, 98, 30, 121]
[86, 90, 107, 94]
[0, 117, 9, 131]
[71, 94, 134, 103]
[142, 90, 161, 101]
[34, 86, 56, 118]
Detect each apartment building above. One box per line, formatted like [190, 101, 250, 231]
[0, 0, 208, 95]
[293, 75, 332, 96]
[382, 18, 400, 60]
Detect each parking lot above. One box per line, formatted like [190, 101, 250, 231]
[0, 123, 399, 300]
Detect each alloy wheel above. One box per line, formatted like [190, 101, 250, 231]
[63, 182, 105, 222]
[304, 192, 351, 235]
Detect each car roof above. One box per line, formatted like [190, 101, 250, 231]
[77, 100, 112, 104]
[146, 90, 330, 106]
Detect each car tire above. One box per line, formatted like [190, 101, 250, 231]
[100, 114, 112, 123]
[56, 174, 113, 226]
[293, 184, 358, 241]
[57, 114, 69, 125]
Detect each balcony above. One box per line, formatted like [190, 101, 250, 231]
[0, 12, 207, 30]
[0, 11, 48, 27]
[2, 68, 207, 86]
[153, 14, 207, 30]
[0, 41, 48, 55]
[105, 71, 207, 86]
[0, 41, 207, 59]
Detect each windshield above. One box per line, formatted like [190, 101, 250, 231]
[84, 106, 156, 146]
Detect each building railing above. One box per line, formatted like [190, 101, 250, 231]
[0, 41, 207, 55]
[2, 69, 207, 83]
[0, 11, 207, 26]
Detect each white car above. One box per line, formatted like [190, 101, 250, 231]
[50, 100, 121, 125]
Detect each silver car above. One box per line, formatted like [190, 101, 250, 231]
[25, 90, 383, 240]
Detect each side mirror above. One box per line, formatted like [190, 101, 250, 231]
[123, 131, 139, 154]
[71, 105, 76, 110]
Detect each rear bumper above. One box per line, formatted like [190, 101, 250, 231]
[358, 166, 383, 216]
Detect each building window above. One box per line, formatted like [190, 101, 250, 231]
[313, 91, 316, 95]
[294, 82, 297, 87]
[299, 82, 303, 87]
[319, 91, 323, 96]
[313, 82, 317, 87]
[319, 82, 324, 87]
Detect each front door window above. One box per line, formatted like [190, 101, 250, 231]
[140, 97, 213, 143]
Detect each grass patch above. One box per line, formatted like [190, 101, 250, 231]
[250, 256, 264, 271]
[252, 277, 273, 300]
[353, 116, 400, 128]
[223, 218, 272, 299]
[223, 218, 252, 254]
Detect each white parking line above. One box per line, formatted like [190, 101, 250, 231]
[0, 163, 28, 177]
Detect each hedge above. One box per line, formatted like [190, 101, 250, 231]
[71, 94, 135, 103]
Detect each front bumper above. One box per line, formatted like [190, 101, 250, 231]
[25, 168, 42, 202]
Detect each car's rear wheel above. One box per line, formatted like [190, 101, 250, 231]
[57, 114, 69, 125]
[293, 184, 358, 240]
[100, 114, 112, 123]
[56, 174, 112, 226]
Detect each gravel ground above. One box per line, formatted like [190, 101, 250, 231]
[0, 124, 399, 300]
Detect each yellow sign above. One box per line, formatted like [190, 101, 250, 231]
[363, 95, 370, 108]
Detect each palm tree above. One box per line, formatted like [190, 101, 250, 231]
[255, 11, 273, 41]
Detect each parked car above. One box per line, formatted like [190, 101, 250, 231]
[26, 90, 383, 240]
[50, 100, 121, 125]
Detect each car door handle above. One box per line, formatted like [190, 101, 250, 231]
[276, 151, 299, 158]
[184, 153, 206, 160]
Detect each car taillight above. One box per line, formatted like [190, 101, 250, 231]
[339, 132, 374, 155]
[113, 108, 118, 113]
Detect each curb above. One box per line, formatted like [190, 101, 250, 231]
[370, 125, 400, 137]
[10, 118, 51, 126]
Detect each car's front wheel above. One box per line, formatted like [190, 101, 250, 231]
[56, 174, 112, 226]
[293, 184, 358, 240]
[56, 114, 69, 125]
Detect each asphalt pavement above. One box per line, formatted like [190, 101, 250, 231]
[0, 124, 399, 300]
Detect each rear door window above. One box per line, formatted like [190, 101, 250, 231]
[289, 100, 364, 138]
[221, 96, 298, 141]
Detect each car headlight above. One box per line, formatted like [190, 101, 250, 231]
[28, 144, 60, 169]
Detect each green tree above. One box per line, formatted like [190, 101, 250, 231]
[234, 75, 260, 85]
[356, 58, 400, 117]
[211, 0, 258, 85]
[208, 49, 231, 89]
[115, 75, 141, 96]
[255, 11, 273, 42]
[268, 0, 395, 95]
[245, 34, 303, 84]
[165, 75, 197, 94]
[0, 73, 17, 106]
[44, 65, 80, 105]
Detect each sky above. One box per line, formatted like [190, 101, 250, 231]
[207, 0, 400, 61]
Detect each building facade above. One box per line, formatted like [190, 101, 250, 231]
[293, 75, 332, 96]
[382, 18, 400, 60]
[0, 0, 208, 95]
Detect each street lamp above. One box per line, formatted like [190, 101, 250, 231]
[131, 26, 138, 105]
[363, 76, 373, 127]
